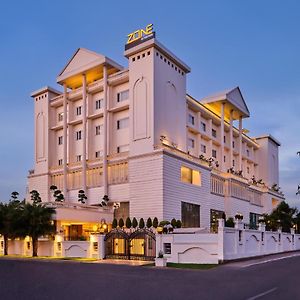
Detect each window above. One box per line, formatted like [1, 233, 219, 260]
[164, 243, 171, 254]
[96, 99, 103, 110]
[212, 149, 217, 159]
[58, 112, 63, 122]
[188, 114, 195, 125]
[246, 149, 250, 157]
[188, 138, 195, 149]
[117, 144, 129, 153]
[201, 122, 206, 132]
[96, 125, 103, 135]
[76, 131, 82, 140]
[212, 129, 217, 138]
[58, 136, 63, 145]
[210, 209, 224, 233]
[233, 160, 235, 166]
[181, 202, 200, 228]
[224, 156, 226, 163]
[232, 141, 235, 148]
[117, 118, 129, 130]
[76, 106, 82, 116]
[181, 166, 201, 186]
[93, 242, 98, 251]
[95, 150, 103, 158]
[247, 166, 250, 174]
[58, 159, 63, 166]
[250, 212, 261, 229]
[117, 90, 129, 102]
[76, 155, 82, 162]
[201, 144, 206, 153]
[224, 136, 226, 143]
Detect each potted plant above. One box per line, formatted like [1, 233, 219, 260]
[235, 213, 243, 220]
[155, 250, 167, 267]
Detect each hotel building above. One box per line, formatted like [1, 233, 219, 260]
[27, 29, 284, 236]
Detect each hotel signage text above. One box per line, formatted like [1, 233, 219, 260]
[125, 24, 155, 50]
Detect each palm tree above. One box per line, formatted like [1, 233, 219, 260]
[0, 200, 21, 255]
[19, 203, 56, 257]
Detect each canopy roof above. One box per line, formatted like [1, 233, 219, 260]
[200, 87, 250, 121]
[57, 48, 123, 89]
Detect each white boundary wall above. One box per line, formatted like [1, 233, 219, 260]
[156, 219, 300, 264]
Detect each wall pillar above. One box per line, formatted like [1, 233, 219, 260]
[63, 83, 68, 200]
[229, 110, 234, 168]
[82, 74, 87, 193]
[220, 102, 225, 171]
[238, 116, 243, 171]
[217, 218, 225, 262]
[103, 65, 108, 196]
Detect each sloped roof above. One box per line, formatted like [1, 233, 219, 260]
[200, 86, 250, 118]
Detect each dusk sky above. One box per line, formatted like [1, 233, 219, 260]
[0, 1, 299, 206]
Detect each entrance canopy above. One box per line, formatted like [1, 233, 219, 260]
[200, 87, 250, 121]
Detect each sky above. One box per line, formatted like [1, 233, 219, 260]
[0, 0, 299, 206]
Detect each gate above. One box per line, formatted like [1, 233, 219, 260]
[104, 228, 156, 261]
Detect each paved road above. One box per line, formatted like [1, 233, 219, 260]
[0, 254, 299, 300]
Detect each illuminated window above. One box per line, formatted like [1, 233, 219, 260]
[181, 166, 201, 186]
[58, 136, 63, 145]
[58, 112, 64, 122]
[201, 144, 206, 153]
[212, 149, 217, 158]
[76, 106, 82, 116]
[188, 114, 195, 125]
[212, 129, 217, 138]
[117, 118, 129, 130]
[117, 90, 129, 102]
[95, 99, 103, 110]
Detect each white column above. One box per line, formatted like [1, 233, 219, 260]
[238, 116, 243, 171]
[229, 110, 233, 168]
[220, 102, 225, 171]
[103, 65, 108, 196]
[82, 74, 87, 192]
[63, 83, 68, 200]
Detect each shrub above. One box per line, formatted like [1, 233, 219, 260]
[176, 220, 182, 228]
[159, 220, 170, 227]
[146, 217, 152, 228]
[225, 217, 235, 228]
[153, 217, 159, 228]
[139, 218, 145, 229]
[132, 217, 138, 228]
[118, 218, 124, 228]
[125, 217, 132, 228]
[171, 218, 177, 228]
[112, 218, 118, 229]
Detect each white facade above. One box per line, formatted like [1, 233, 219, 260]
[27, 35, 284, 230]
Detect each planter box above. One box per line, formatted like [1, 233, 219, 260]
[155, 257, 167, 267]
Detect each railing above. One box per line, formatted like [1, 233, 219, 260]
[248, 188, 262, 206]
[210, 174, 225, 196]
[230, 179, 249, 201]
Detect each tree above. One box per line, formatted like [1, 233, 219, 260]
[176, 220, 182, 228]
[118, 218, 124, 228]
[19, 203, 56, 257]
[146, 217, 152, 229]
[30, 190, 41, 204]
[153, 217, 158, 228]
[265, 201, 297, 232]
[125, 217, 132, 229]
[50, 186, 64, 202]
[132, 217, 138, 229]
[112, 218, 118, 229]
[99, 195, 109, 207]
[139, 218, 145, 229]
[171, 218, 177, 228]
[78, 190, 87, 204]
[10, 191, 19, 203]
[0, 200, 20, 255]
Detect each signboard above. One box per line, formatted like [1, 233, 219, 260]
[125, 24, 155, 50]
